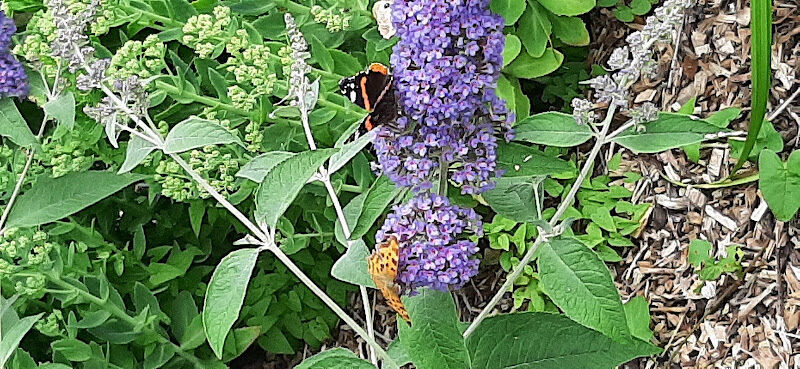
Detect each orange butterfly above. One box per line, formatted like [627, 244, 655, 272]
[367, 236, 411, 323]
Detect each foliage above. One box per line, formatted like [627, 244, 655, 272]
[491, 0, 592, 118]
[598, 0, 661, 22]
[732, 0, 772, 174]
[687, 239, 743, 281]
[0, 0, 746, 368]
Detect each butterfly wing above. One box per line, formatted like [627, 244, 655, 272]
[339, 63, 391, 111]
[368, 236, 411, 323]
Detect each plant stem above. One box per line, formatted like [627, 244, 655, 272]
[0, 114, 49, 236]
[118, 3, 184, 28]
[462, 104, 617, 339]
[94, 52, 399, 369]
[437, 155, 448, 196]
[308, 180, 362, 193]
[296, 74, 379, 366]
[171, 143, 395, 368]
[154, 80, 250, 116]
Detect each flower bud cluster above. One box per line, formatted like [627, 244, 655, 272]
[310, 5, 351, 33]
[107, 35, 166, 80]
[182, 6, 231, 58]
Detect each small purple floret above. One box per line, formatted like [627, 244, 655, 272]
[377, 193, 483, 293]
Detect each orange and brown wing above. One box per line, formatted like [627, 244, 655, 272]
[367, 236, 411, 323]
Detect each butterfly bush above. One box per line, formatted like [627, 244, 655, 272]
[372, 0, 513, 194]
[377, 193, 482, 292]
[571, 0, 690, 127]
[0, 11, 28, 97]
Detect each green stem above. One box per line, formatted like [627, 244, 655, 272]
[437, 155, 448, 196]
[309, 181, 363, 194]
[155, 80, 249, 116]
[462, 104, 617, 339]
[661, 171, 760, 189]
[118, 3, 184, 28]
[277, 0, 372, 19]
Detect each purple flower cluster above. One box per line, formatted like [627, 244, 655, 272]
[372, 0, 512, 193]
[373, 119, 502, 194]
[0, 12, 27, 97]
[391, 0, 506, 127]
[377, 193, 483, 292]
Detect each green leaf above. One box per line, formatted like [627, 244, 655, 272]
[189, 200, 205, 237]
[590, 207, 616, 232]
[295, 348, 375, 369]
[502, 34, 522, 67]
[611, 113, 728, 153]
[513, 112, 593, 147]
[143, 344, 176, 369]
[203, 248, 261, 359]
[505, 48, 564, 79]
[490, 0, 526, 25]
[687, 239, 713, 267]
[706, 107, 741, 127]
[595, 244, 622, 262]
[398, 289, 471, 369]
[386, 340, 413, 366]
[310, 36, 334, 72]
[350, 176, 402, 240]
[624, 296, 654, 342]
[613, 6, 634, 22]
[207, 68, 230, 102]
[510, 75, 530, 119]
[329, 130, 376, 175]
[222, 326, 261, 362]
[164, 117, 244, 154]
[8, 349, 37, 369]
[536, 0, 595, 16]
[0, 314, 43, 367]
[629, 0, 651, 14]
[119, 135, 157, 174]
[538, 238, 631, 342]
[331, 239, 375, 288]
[335, 191, 367, 246]
[23, 67, 48, 100]
[255, 149, 337, 228]
[483, 176, 541, 223]
[167, 0, 197, 21]
[51, 339, 91, 362]
[465, 312, 660, 369]
[548, 14, 590, 46]
[235, 151, 296, 182]
[677, 97, 697, 114]
[5, 171, 145, 228]
[517, 4, 550, 57]
[732, 0, 771, 173]
[44, 92, 76, 130]
[497, 142, 575, 178]
[496, 75, 516, 113]
[758, 150, 800, 221]
[0, 98, 37, 148]
[730, 120, 782, 161]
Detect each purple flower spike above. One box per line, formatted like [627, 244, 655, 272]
[0, 12, 15, 53]
[0, 53, 29, 97]
[0, 12, 27, 97]
[371, 0, 514, 194]
[377, 193, 483, 293]
[390, 0, 507, 129]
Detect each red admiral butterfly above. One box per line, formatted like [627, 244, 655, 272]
[339, 63, 397, 133]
